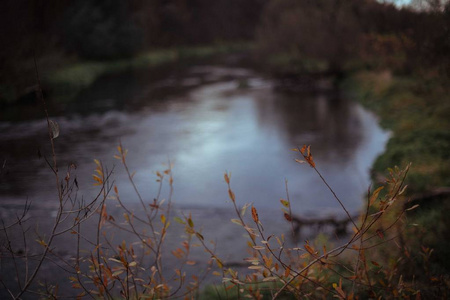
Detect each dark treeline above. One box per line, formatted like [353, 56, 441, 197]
[0, 0, 449, 101]
[257, 0, 450, 75]
[0, 0, 268, 61]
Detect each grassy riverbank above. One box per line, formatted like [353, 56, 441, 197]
[342, 69, 450, 277]
[343, 70, 450, 193]
[45, 43, 251, 102]
[0, 44, 251, 106]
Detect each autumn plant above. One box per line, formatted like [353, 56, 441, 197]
[0, 128, 432, 299]
[196, 145, 423, 299]
[68, 143, 210, 299]
[71, 143, 431, 299]
[0, 59, 113, 299]
[0, 63, 437, 298]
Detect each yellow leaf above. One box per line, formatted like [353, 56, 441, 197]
[188, 217, 194, 228]
[216, 259, 223, 269]
[252, 246, 265, 250]
[369, 186, 384, 206]
[406, 204, 419, 211]
[262, 277, 277, 282]
[92, 175, 102, 185]
[112, 270, 124, 277]
[399, 184, 408, 195]
[174, 216, 185, 224]
[231, 219, 243, 226]
[36, 239, 48, 247]
[280, 199, 289, 208]
[161, 214, 166, 224]
[240, 203, 250, 216]
[300, 252, 309, 259]
[128, 261, 137, 267]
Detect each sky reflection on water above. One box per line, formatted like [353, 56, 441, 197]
[0, 67, 389, 218]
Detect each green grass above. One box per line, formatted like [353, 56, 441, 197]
[342, 69, 450, 282]
[343, 70, 450, 194]
[199, 282, 297, 300]
[44, 43, 252, 103]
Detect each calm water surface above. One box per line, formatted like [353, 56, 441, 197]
[0, 66, 389, 218]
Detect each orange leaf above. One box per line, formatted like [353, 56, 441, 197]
[304, 243, 316, 255]
[305, 153, 315, 168]
[300, 145, 307, 155]
[284, 213, 292, 222]
[228, 189, 235, 202]
[224, 173, 230, 184]
[284, 266, 291, 278]
[251, 206, 259, 223]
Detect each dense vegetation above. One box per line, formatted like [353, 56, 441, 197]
[1, 0, 450, 298]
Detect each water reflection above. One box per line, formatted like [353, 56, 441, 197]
[0, 66, 389, 218]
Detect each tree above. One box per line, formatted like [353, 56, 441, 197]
[64, 0, 142, 60]
[256, 0, 362, 73]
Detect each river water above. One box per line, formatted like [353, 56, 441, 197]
[0, 64, 390, 297]
[0, 65, 389, 217]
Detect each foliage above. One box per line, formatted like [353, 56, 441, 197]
[3, 131, 445, 298]
[256, 0, 361, 73]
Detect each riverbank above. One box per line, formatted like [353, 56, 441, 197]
[342, 69, 450, 276]
[47, 44, 252, 102]
[0, 43, 252, 107]
[343, 70, 450, 193]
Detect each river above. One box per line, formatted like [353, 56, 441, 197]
[0, 65, 388, 214]
[0, 64, 389, 297]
